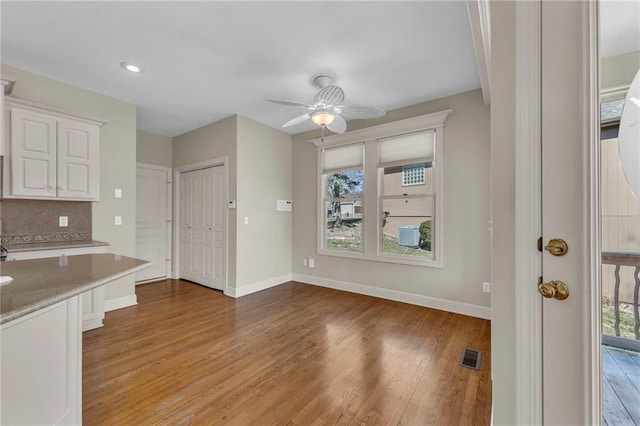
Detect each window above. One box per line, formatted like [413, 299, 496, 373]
[321, 144, 364, 253]
[379, 131, 434, 259]
[315, 110, 450, 267]
[402, 165, 425, 186]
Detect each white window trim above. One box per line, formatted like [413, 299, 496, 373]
[312, 109, 452, 268]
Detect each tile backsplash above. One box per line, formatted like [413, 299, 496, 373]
[1, 199, 91, 245]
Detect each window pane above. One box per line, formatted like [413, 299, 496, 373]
[383, 163, 432, 196]
[326, 170, 364, 198]
[325, 200, 363, 252]
[402, 165, 424, 186]
[382, 197, 432, 258]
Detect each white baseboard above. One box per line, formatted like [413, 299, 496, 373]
[225, 273, 292, 298]
[82, 318, 104, 332]
[135, 276, 169, 285]
[104, 294, 138, 312]
[292, 273, 491, 320]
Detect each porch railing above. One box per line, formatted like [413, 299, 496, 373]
[602, 251, 640, 351]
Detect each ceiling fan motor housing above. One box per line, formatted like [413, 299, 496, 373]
[313, 75, 333, 89]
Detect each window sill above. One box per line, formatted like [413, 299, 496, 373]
[318, 248, 443, 268]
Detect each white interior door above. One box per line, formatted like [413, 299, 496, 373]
[136, 165, 169, 282]
[540, 1, 598, 423]
[180, 166, 225, 290]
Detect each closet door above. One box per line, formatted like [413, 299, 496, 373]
[180, 166, 225, 290]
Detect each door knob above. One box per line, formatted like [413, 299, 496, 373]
[538, 279, 570, 300]
[544, 238, 568, 256]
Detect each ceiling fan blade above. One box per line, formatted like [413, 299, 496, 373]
[282, 113, 311, 128]
[326, 114, 347, 134]
[334, 104, 386, 119]
[314, 85, 345, 105]
[267, 99, 313, 109]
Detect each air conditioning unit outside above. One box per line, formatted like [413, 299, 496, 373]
[398, 225, 419, 248]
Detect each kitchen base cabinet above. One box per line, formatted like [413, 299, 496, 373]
[7, 245, 108, 331]
[1, 297, 81, 425]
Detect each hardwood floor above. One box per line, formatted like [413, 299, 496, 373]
[83, 280, 492, 425]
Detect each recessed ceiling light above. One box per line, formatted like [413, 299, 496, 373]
[120, 62, 141, 73]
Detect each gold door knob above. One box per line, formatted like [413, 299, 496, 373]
[538, 280, 570, 300]
[544, 238, 568, 256]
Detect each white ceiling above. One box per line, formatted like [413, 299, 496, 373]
[600, 0, 640, 58]
[0, 1, 481, 137]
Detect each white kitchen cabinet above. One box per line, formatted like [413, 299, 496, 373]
[3, 96, 104, 201]
[1, 297, 82, 425]
[7, 245, 108, 331]
[0, 76, 16, 156]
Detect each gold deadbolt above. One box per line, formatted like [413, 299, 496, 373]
[544, 238, 568, 256]
[538, 280, 570, 300]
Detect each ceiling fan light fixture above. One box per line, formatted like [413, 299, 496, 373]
[311, 110, 335, 126]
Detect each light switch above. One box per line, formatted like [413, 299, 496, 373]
[115, 216, 122, 226]
[59, 216, 68, 227]
[115, 188, 122, 198]
[244, 216, 249, 225]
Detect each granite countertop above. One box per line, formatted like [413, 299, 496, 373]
[3, 240, 110, 253]
[0, 253, 150, 325]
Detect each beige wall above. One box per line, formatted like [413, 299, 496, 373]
[236, 115, 292, 287]
[173, 115, 238, 287]
[1, 64, 138, 302]
[172, 114, 292, 290]
[489, 2, 517, 424]
[137, 130, 172, 167]
[292, 89, 491, 306]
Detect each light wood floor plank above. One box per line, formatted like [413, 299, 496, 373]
[83, 280, 492, 425]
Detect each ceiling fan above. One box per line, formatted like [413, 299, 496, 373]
[268, 75, 386, 134]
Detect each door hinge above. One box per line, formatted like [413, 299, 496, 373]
[537, 237, 542, 252]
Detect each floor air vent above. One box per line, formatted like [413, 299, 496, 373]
[459, 347, 482, 370]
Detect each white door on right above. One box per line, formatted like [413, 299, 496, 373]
[180, 166, 225, 290]
[540, 1, 599, 423]
[136, 165, 169, 282]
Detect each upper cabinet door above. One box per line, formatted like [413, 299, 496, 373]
[10, 107, 58, 198]
[57, 118, 99, 200]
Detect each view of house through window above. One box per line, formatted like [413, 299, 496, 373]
[382, 162, 433, 258]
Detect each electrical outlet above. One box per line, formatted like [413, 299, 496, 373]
[482, 282, 491, 293]
[244, 216, 249, 225]
[114, 188, 122, 198]
[303, 258, 308, 266]
[308, 258, 315, 268]
[59, 216, 68, 227]
[115, 216, 122, 226]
